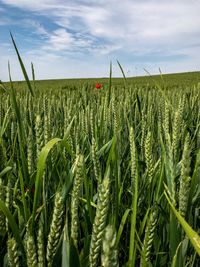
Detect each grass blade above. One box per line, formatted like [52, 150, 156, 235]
[165, 190, 200, 256]
[108, 61, 112, 105]
[10, 32, 34, 97]
[0, 200, 26, 259]
[117, 60, 127, 88]
[116, 208, 131, 246]
[32, 138, 62, 229]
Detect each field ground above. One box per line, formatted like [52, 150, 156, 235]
[4, 71, 200, 91]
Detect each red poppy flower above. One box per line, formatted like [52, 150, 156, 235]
[95, 83, 101, 89]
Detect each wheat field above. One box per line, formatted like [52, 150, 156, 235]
[0, 41, 200, 267]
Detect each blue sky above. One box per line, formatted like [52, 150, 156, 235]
[0, 0, 200, 81]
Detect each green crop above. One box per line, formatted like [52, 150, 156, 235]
[0, 36, 200, 267]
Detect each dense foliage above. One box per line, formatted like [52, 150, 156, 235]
[0, 73, 200, 266]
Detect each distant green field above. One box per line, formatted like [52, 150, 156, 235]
[4, 71, 200, 91]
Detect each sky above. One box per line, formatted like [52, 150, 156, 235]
[0, 0, 200, 81]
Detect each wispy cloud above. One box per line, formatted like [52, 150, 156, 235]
[0, 0, 199, 80]
[22, 19, 49, 37]
[42, 28, 87, 52]
[0, 17, 14, 25]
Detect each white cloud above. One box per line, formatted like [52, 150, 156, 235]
[22, 19, 49, 37]
[0, 0, 200, 80]
[1, 0, 200, 53]
[40, 27, 119, 55]
[0, 0, 59, 10]
[43, 28, 74, 51]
